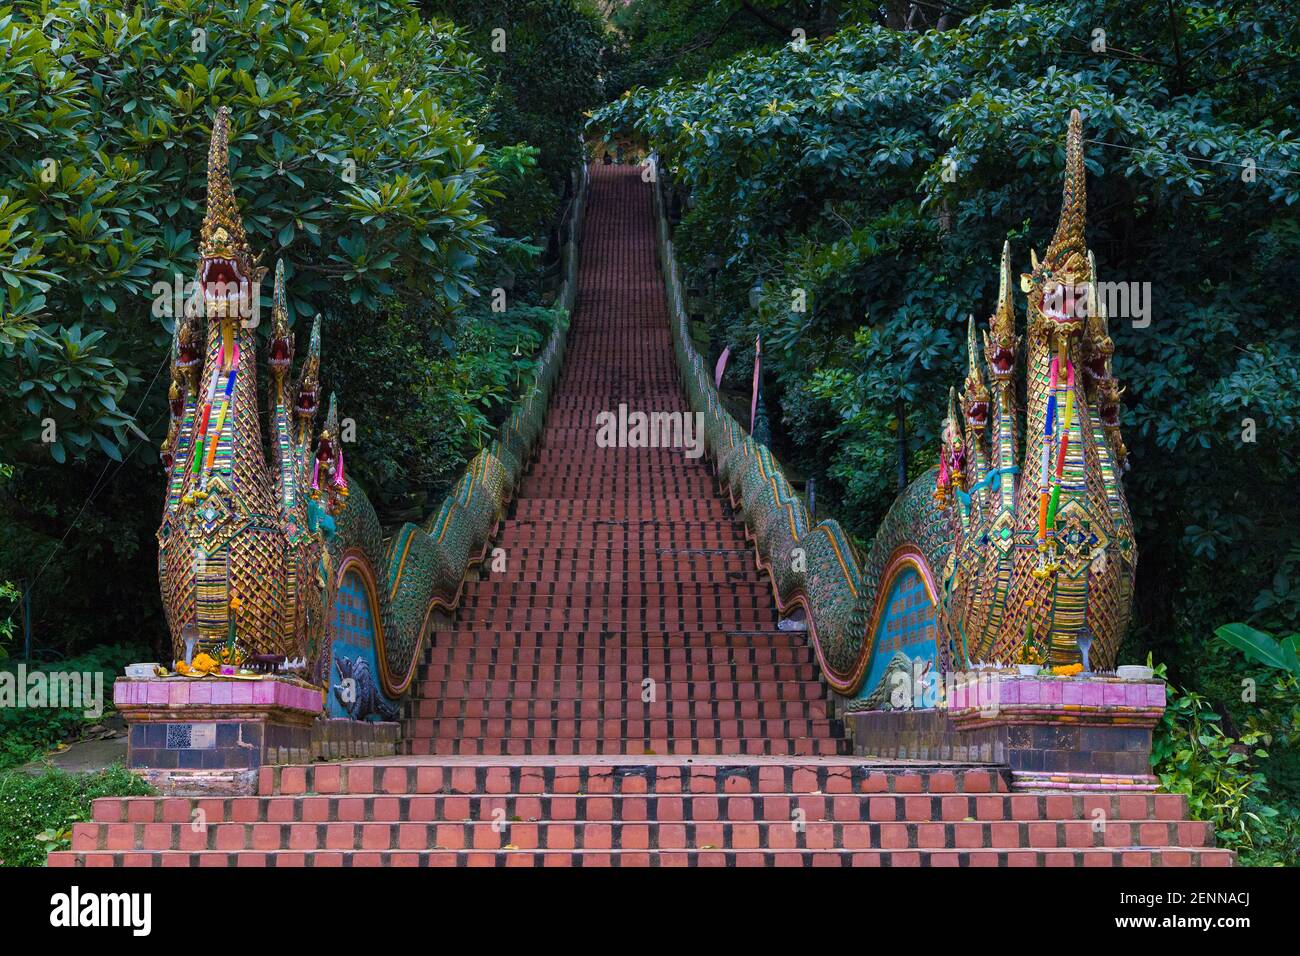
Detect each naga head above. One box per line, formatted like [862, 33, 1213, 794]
[160, 378, 183, 470]
[294, 315, 322, 423]
[269, 260, 294, 388]
[198, 107, 264, 322]
[961, 315, 990, 429]
[312, 393, 350, 514]
[983, 240, 1019, 384]
[161, 301, 203, 467]
[1021, 109, 1091, 343]
[175, 313, 203, 377]
[934, 387, 967, 508]
[1084, 251, 1129, 468]
[942, 387, 966, 482]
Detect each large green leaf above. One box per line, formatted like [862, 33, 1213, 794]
[1214, 623, 1296, 674]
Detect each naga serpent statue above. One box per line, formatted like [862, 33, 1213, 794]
[663, 110, 1136, 708]
[156, 108, 571, 713]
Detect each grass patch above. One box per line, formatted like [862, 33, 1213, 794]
[0, 766, 153, 866]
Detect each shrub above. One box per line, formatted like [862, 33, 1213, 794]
[0, 766, 153, 866]
[0, 643, 148, 771]
[1152, 660, 1300, 866]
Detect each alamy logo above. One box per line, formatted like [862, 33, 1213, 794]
[0, 665, 103, 718]
[50, 887, 152, 936]
[595, 404, 704, 459]
[1043, 280, 1151, 328]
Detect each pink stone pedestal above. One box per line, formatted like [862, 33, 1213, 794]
[115, 676, 323, 794]
[845, 673, 1166, 791]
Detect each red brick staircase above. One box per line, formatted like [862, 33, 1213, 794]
[59, 762, 1228, 866]
[49, 166, 1231, 866]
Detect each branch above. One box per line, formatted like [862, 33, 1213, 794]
[636, 8, 743, 69]
[739, 2, 799, 39]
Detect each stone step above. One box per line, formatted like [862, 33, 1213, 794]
[493, 523, 747, 541]
[510, 500, 731, 517]
[400, 716, 842, 741]
[67, 818, 1216, 853]
[405, 679, 830, 702]
[48, 847, 1235, 867]
[90, 791, 1191, 826]
[424, 637, 808, 659]
[447, 610, 780, 630]
[400, 737, 851, 757]
[458, 581, 775, 599]
[472, 569, 761, 582]
[422, 630, 800, 646]
[412, 661, 820, 683]
[408, 698, 829, 721]
[256, 760, 1010, 796]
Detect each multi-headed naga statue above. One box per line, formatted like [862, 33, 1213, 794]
[926, 108, 1135, 670]
[156, 108, 533, 714]
[690, 111, 1136, 702]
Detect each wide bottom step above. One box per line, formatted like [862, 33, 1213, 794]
[67, 819, 1214, 852]
[50, 847, 1236, 867]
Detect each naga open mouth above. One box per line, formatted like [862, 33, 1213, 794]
[989, 345, 1016, 380]
[965, 400, 990, 426]
[176, 341, 202, 369]
[202, 257, 250, 318]
[295, 386, 318, 418]
[269, 337, 293, 369]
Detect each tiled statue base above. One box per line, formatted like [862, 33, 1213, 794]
[844, 674, 1165, 791]
[116, 677, 325, 794]
[115, 678, 400, 793]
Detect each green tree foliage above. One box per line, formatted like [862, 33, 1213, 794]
[0, 462, 14, 657]
[593, 0, 1300, 655]
[323, 299, 564, 520]
[1216, 623, 1300, 677]
[0, 0, 499, 470]
[423, 0, 606, 196]
[1152, 660, 1300, 866]
[604, 0, 786, 94]
[0, 0, 597, 658]
[0, 643, 147, 771]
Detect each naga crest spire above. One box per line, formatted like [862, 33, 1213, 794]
[1044, 109, 1088, 277]
[961, 314, 990, 431]
[1022, 109, 1091, 337]
[294, 314, 322, 433]
[984, 240, 1018, 384]
[199, 106, 261, 320]
[269, 260, 294, 398]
